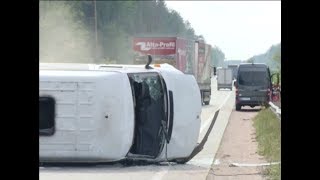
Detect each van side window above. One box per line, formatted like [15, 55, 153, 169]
[39, 96, 55, 136]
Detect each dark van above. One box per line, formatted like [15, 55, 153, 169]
[234, 63, 272, 111]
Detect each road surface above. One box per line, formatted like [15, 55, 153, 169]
[40, 77, 235, 180]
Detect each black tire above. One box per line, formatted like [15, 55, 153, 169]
[236, 104, 241, 111]
[174, 159, 187, 164]
[204, 101, 210, 105]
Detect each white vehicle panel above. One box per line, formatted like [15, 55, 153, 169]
[39, 70, 134, 162]
[157, 70, 202, 160]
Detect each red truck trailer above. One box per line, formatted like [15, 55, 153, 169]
[133, 37, 212, 105]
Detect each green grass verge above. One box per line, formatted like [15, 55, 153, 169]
[253, 108, 281, 180]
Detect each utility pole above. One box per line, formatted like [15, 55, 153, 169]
[93, 0, 98, 60]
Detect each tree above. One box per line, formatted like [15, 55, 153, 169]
[247, 58, 254, 63]
[272, 44, 281, 71]
[211, 46, 225, 67]
[40, 1, 202, 64]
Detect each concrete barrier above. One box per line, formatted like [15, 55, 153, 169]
[269, 102, 281, 120]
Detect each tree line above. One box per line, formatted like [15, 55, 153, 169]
[40, 0, 226, 65]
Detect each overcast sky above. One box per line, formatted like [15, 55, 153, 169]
[165, 1, 281, 61]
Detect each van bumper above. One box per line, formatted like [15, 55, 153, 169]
[236, 97, 269, 106]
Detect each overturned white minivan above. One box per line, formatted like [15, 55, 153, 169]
[39, 57, 217, 164]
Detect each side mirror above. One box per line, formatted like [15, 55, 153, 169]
[233, 80, 237, 88]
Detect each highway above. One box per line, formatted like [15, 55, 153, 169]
[39, 77, 235, 180]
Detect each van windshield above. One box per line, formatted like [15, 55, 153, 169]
[127, 72, 167, 157]
[238, 67, 269, 87]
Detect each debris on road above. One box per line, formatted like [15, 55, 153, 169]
[229, 162, 280, 167]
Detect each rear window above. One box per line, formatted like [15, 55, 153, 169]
[238, 67, 269, 87]
[39, 96, 55, 136]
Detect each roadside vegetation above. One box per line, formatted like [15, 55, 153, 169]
[39, 1, 225, 65]
[253, 108, 281, 180]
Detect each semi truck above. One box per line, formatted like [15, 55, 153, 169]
[39, 58, 219, 164]
[133, 37, 212, 105]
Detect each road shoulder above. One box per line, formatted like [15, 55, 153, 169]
[206, 107, 267, 180]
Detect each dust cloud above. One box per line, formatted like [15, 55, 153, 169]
[40, 1, 94, 63]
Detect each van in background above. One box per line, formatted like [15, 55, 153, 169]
[234, 63, 272, 111]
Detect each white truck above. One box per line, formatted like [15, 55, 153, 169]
[39, 57, 219, 164]
[217, 68, 233, 90]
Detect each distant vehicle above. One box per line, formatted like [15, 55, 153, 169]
[212, 66, 217, 76]
[227, 64, 238, 80]
[234, 63, 272, 111]
[132, 37, 212, 105]
[217, 68, 233, 90]
[39, 57, 218, 164]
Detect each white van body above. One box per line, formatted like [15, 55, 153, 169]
[39, 63, 202, 163]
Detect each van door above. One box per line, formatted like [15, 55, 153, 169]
[159, 71, 202, 159]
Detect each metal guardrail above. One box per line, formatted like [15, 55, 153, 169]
[269, 102, 281, 121]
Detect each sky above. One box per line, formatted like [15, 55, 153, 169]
[165, 1, 281, 61]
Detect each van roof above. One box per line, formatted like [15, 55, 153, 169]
[227, 64, 238, 67]
[39, 63, 182, 74]
[238, 63, 268, 68]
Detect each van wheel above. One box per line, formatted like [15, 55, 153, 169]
[236, 104, 241, 111]
[204, 101, 210, 105]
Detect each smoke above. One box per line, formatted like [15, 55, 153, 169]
[40, 1, 94, 63]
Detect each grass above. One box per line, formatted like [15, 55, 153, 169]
[253, 108, 281, 180]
